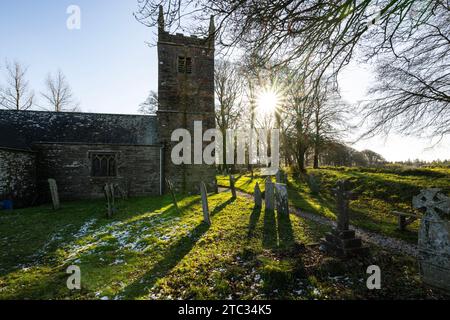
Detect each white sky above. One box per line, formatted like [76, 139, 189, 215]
[338, 62, 450, 162]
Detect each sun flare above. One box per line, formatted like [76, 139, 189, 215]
[256, 88, 281, 114]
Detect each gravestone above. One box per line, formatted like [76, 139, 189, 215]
[200, 182, 211, 226]
[275, 183, 289, 216]
[275, 170, 283, 183]
[308, 174, 320, 195]
[413, 188, 450, 292]
[104, 183, 115, 218]
[321, 180, 366, 258]
[265, 178, 275, 211]
[48, 179, 60, 210]
[229, 175, 237, 199]
[166, 178, 180, 213]
[254, 182, 262, 208]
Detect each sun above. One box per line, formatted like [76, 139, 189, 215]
[256, 88, 281, 114]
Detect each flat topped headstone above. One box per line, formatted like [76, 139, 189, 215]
[265, 177, 274, 211]
[48, 179, 60, 210]
[254, 182, 262, 208]
[275, 183, 289, 216]
[200, 182, 211, 226]
[413, 188, 450, 292]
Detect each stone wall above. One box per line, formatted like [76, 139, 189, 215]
[34, 143, 161, 201]
[0, 148, 37, 207]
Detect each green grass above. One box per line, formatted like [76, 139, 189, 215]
[0, 191, 446, 300]
[217, 166, 450, 243]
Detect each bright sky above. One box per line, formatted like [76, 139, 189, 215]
[338, 62, 450, 162]
[0, 0, 157, 114]
[0, 1, 448, 161]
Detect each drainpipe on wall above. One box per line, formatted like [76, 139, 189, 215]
[160, 144, 165, 196]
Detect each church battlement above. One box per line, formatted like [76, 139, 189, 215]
[157, 6, 215, 49]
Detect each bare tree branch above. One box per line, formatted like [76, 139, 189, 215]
[0, 60, 34, 110]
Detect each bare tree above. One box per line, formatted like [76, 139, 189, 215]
[0, 60, 34, 110]
[361, 149, 385, 167]
[139, 90, 158, 115]
[41, 70, 79, 112]
[361, 1, 450, 138]
[282, 71, 315, 173]
[312, 82, 348, 168]
[215, 60, 242, 172]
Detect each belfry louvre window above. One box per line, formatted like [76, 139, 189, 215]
[178, 56, 192, 74]
[91, 153, 118, 177]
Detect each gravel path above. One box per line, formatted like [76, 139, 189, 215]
[219, 187, 418, 258]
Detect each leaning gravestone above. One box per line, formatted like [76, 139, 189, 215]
[104, 183, 115, 218]
[413, 188, 450, 292]
[200, 182, 211, 226]
[254, 182, 262, 208]
[265, 178, 275, 211]
[48, 179, 60, 210]
[229, 175, 237, 199]
[321, 180, 366, 258]
[275, 183, 289, 216]
[166, 178, 180, 213]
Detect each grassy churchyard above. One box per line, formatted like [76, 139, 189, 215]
[1, 166, 449, 300]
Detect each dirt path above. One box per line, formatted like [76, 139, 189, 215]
[219, 187, 418, 258]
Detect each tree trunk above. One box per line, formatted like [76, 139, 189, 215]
[313, 144, 319, 169]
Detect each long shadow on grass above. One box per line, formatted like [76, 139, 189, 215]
[211, 196, 236, 216]
[277, 211, 295, 249]
[120, 221, 210, 299]
[263, 209, 277, 248]
[247, 206, 261, 239]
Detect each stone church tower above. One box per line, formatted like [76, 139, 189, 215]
[157, 7, 217, 193]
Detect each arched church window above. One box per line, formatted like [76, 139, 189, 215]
[90, 152, 118, 177]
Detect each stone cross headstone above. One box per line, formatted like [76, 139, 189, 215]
[229, 175, 237, 198]
[321, 180, 366, 257]
[104, 183, 115, 218]
[200, 182, 211, 226]
[48, 179, 60, 210]
[333, 180, 352, 231]
[265, 178, 275, 211]
[275, 183, 289, 216]
[254, 182, 262, 208]
[166, 178, 180, 213]
[413, 188, 450, 292]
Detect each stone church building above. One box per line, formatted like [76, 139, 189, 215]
[0, 12, 217, 207]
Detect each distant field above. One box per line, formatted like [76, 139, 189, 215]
[217, 166, 450, 243]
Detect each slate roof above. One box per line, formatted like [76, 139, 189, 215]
[0, 110, 159, 150]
